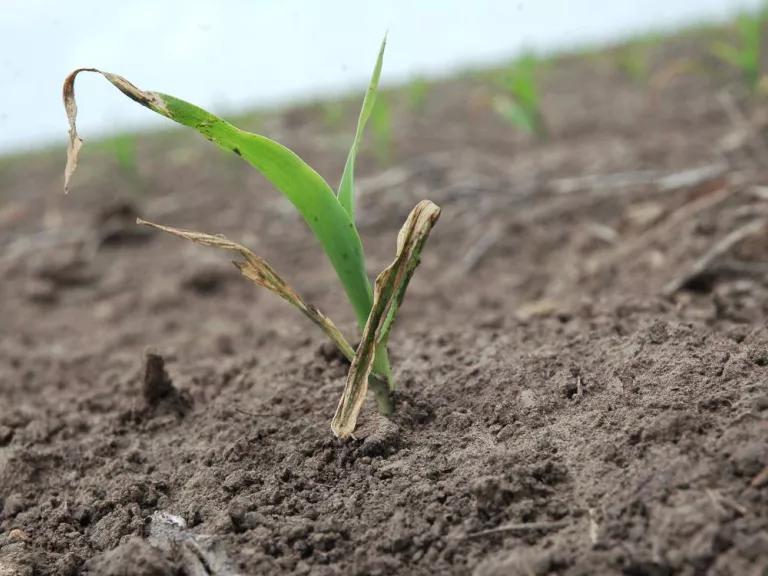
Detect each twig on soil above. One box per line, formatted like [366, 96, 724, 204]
[656, 163, 729, 192]
[547, 163, 728, 195]
[454, 220, 505, 276]
[464, 519, 569, 539]
[234, 407, 277, 418]
[751, 465, 768, 488]
[357, 165, 414, 198]
[662, 218, 766, 296]
[586, 222, 620, 245]
[717, 88, 768, 164]
[705, 489, 728, 516]
[599, 182, 738, 274]
[707, 489, 748, 516]
[587, 509, 599, 546]
[530, 164, 729, 229]
[548, 170, 660, 194]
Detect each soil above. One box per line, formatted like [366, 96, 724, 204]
[1, 32, 768, 575]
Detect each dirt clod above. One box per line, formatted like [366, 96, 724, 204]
[96, 201, 152, 248]
[142, 353, 175, 404]
[141, 352, 192, 417]
[83, 537, 175, 576]
[3, 494, 26, 518]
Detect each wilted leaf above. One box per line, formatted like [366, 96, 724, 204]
[136, 218, 357, 363]
[62, 68, 375, 335]
[331, 200, 441, 438]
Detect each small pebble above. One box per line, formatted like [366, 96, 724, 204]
[8, 528, 30, 543]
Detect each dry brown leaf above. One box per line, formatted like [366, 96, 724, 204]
[136, 218, 356, 362]
[63, 68, 169, 193]
[331, 200, 441, 438]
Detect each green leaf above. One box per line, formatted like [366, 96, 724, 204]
[711, 41, 743, 68]
[711, 12, 765, 91]
[337, 36, 387, 218]
[371, 94, 393, 166]
[505, 54, 539, 111]
[493, 95, 537, 135]
[63, 69, 375, 330]
[406, 76, 429, 112]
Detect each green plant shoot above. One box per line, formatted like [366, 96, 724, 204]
[406, 76, 429, 113]
[711, 12, 766, 91]
[615, 41, 651, 85]
[493, 53, 546, 137]
[62, 40, 441, 434]
[110, 133, 138, 175]
[337, 38, 386, 218]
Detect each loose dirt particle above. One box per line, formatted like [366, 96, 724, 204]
[84, 537, 175, 576]
[7, 529, 29, 543]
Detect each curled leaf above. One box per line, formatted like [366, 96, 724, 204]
[136, 218, 356, 362]
[62, 67, 376, 336]
[331, 200, 441, 438]
[63, 69, 168, 192]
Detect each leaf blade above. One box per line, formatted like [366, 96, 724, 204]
[337, 36, 387, 218]
[62, 68, 376, 331]
[136, 218, 358, 363]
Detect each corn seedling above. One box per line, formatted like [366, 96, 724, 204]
[109, 133, 138, 175]
[91, 133, 143, 189]
[493, 53, 546, 138]
[320, 100, 346, 130]
[711, 11, 766, 92]
[615, 41, 652, 85]
[406, 76, 429, 113]
[62, 39, 441, 438]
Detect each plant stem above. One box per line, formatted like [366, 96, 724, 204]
[373, 344, 393, 388]
[369, 361, 394, 415]
[363, 343, 392, 415]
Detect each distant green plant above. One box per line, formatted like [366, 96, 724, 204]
[711, 11, 766, 91]
[493, 53, 546, 137]
[110, 133, 138, 174]
[61, 39, 441, 438]
[94, 133, 144, 190]
[406, 76, 429, 112]
[370, 94, 393, 165]
[321, 100, 346, 130]
[615, 41, 652, 85]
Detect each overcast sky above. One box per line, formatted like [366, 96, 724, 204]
[0, 0, 760, 153]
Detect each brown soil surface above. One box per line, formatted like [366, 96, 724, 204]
[1, 34, 768, 575]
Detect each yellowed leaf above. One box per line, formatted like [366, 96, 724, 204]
[63, 68, 169, 193]
[331, 200, 441, 438]
[136, 218, 357, 363]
